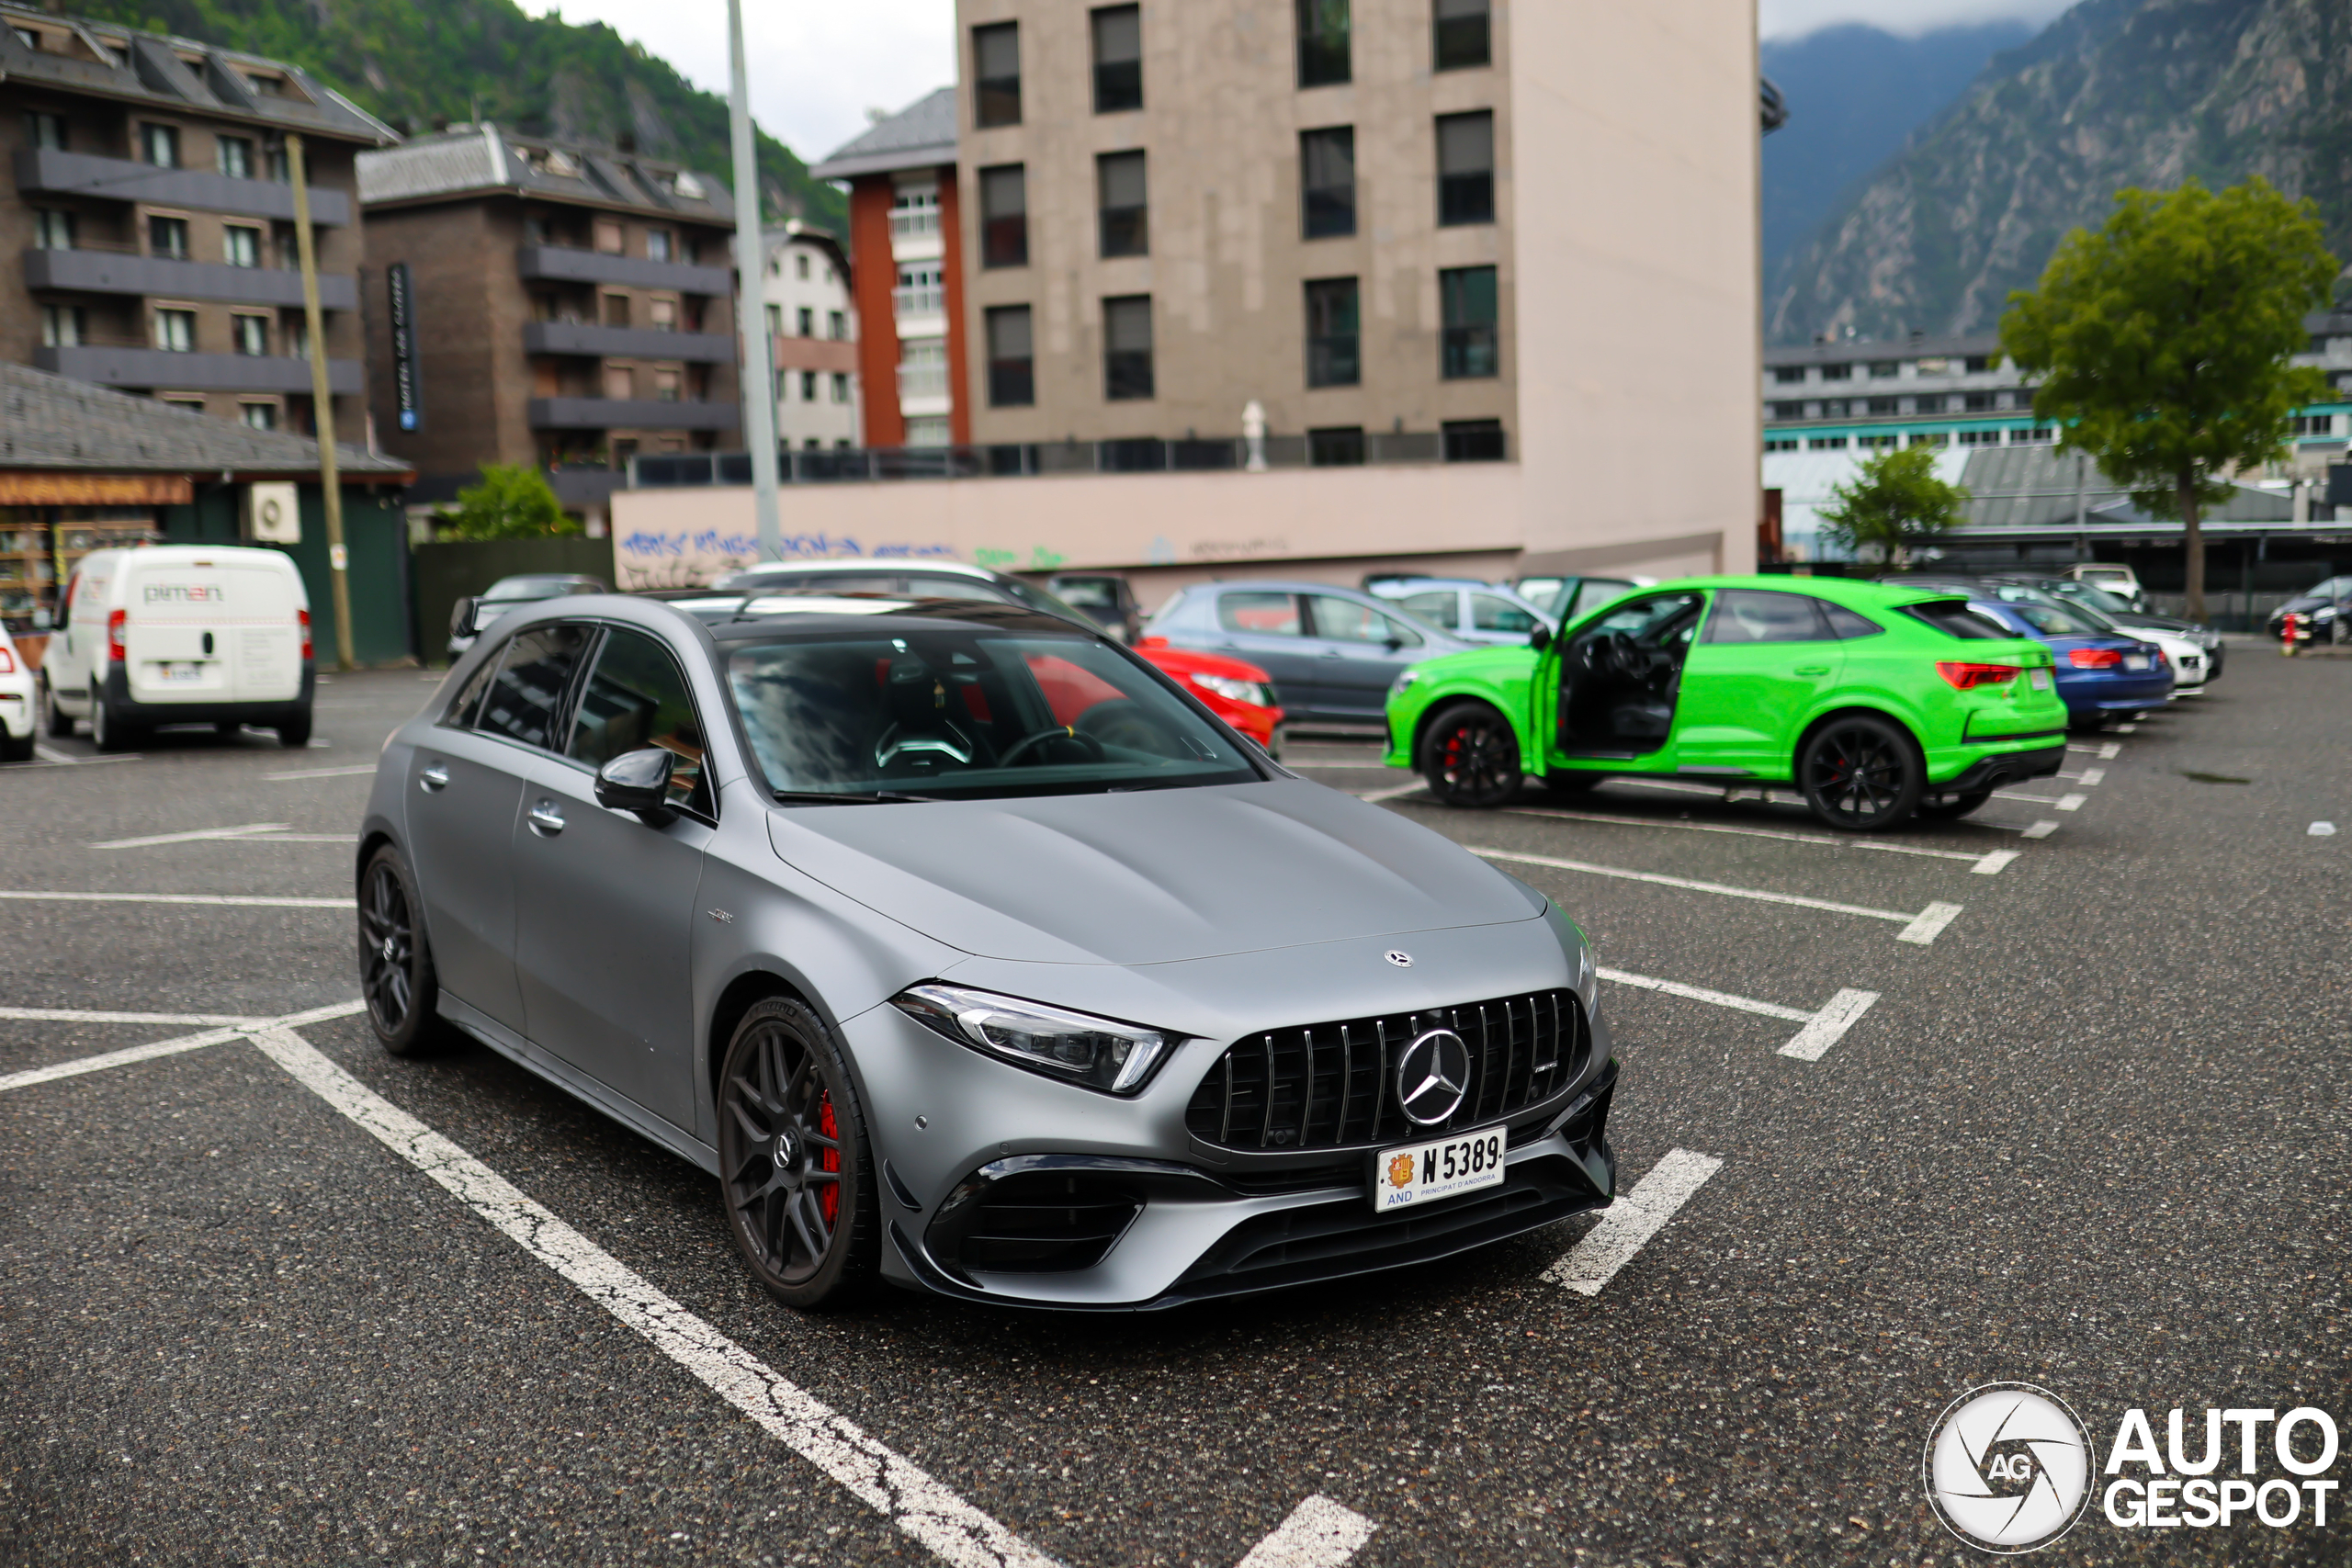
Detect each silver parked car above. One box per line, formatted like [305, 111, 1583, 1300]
[1142, 580, 1476, 725]
[358, 594, 1617, 1311]
[1368, 577, 1559, 646]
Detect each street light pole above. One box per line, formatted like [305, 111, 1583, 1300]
[288, 133, 355, 671]
[726, 0, 782, 561]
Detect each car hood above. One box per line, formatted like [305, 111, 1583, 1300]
[765, 779, 1539, 965]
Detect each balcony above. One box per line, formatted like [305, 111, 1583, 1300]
[13, 149, 350, 225]
[892, 284, 946, 317]
[22, 248, 356, 310]
[515, 244, 730, 296]
[522, 321, 736, 363]
[628, 429, 1489, 488]
[888, 207, 941, 241]
[36, 344, 362, 395]
[526, 398, 741, 431]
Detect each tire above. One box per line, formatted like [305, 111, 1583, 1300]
[213, 720, 242, 739]
[277, 710, 312, 748]
[0, 726, 31, 763]
[358, 844, 444, 1057]
[89, 683, 141, 753]
[1917, 788, 1993, 821]
[1797, 715, 1923, 831]
[716, 998, 879, 1311]
[41, 675, 73, 738]
[1420, 701, 1523, 807]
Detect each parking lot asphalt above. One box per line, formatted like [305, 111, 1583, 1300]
[4, 650, 2346, 1566]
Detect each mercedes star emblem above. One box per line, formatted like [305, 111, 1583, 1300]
[1396, 1028, 1471, 1126]
[1385, 950, 1413, 967]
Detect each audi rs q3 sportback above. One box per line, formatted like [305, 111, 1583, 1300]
[358, 595, 1617, 1311]
[1383, 575, 2069, 829]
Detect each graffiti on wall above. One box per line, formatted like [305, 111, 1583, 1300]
[614, 527, 958, 590]
[974, 546, 1069, 572]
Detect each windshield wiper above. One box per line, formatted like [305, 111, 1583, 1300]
[770, 788, 945, 806]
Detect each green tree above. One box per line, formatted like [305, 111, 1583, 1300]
[2001, 178, 2337, 621]
[1817, 446, 1971, 566]
[434, 465, 579, 541]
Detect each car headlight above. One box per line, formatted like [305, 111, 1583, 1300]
[1389, 669, 1420, 698]
[892, 985, 1177, 1095]
[1186, 671, 1272, 708]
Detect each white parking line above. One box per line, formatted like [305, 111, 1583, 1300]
[2020, 820, 2060, 840]
[1543, 1149, 1723, 1295]
[1236, 1496, 1377, 1568]
[247, 1025, 1064, 1568]
[1992, 790, 2087, 811]
[1598, 968, 1879, 1059]
[2100, 742, 2122, 760]
[265, 763, 377, 780]
[1498, 806, 2018, 874]
[28, 743, 140, 766]
[1469, 847, 1963, 944]
[2071, 768, 2106, 786]
[0, 999, 364, 1095]
[0, 890, 354, 908]
[0, 1006, 261, 1026]
[89, 822, 290, 849]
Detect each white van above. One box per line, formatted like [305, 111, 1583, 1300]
[40, 545, 312, 751]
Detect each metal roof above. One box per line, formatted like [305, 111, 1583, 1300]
[357, 125, 731, 220]
[810, 88, 958, 181]
[0, 361, 411, 479]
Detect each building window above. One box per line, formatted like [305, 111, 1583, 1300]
[2018, 425, 2054, 443]
[1102, 295, 1154, 400]
[1958, 428, 2000, 446]
[797, 306, 814, 336]
[1807, 435, 1849, 450]
[890, 184, 941, 239]
[241, 402, 277, 431]
[1433, 0, 1490, 70]
[906, 415, 952, 447]
[149, 215, 189, 261]
[594, 219, 625, 254]
[216, 135, 254, 178]
[40, 303, 85, 348]
[765, 303, 783, 337]
[1305, 277, 1360, 389]
[162, 397, 206, 415]
[1763, 437, 1800, 452]
[895, 265, 944, 316]
[1092, 6, 1143, 113]
[267, 145, 290, 183]
[223, 225, 261, 268]
[1436, 111, 1495, 226]
[284, 315, 307, 359]
[650, 298, 677, 333]
[27, 111, 67, 151]
[32, 209, 74, 251]
[1300, 127, 1355, 240]
[1440, 265, 1498, 379]
[647, 230, 673, 262]
[829, 310, 847, 340]
[1821, 400, 1849, 418]
[153, 308, 196, 353]
[1862, 397, 1894, 415]
[831, 372, 851, 403]
[980, 164, 1028, 267]
[1296, 0, 1351, 87]
[1870, 360, 1900, 378]
[1772, 366, 1806, 385]
[1442, 419, 1506, 461]
[1769, 401, 1804, 420]
[1819, 362, 1851, 380]
[974, 22, 1022, 127]
[1911, 431, 1948, 446]
[796, 254, 811, 280]
[1964, 391, 1995, 412]
[140, 123, 179, 167]
[1097, 151, 1148, 258]
[1308, 426, 1364, 467]
[988, 305, 1035, 407]
[653, 368, 682, 403]
[604, 365, 634, 400]
[603, 294, 632, 328]
[899, 338, 948, 401]
[1965, 354, 1996, 372]
[232, 314, 269, 355]
[802, 370, 820, 401]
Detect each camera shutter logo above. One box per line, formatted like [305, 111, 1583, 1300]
[1924, 1382, 2093, 1553]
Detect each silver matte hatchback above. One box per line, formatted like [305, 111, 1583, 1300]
[358, 593, 1618, 1311]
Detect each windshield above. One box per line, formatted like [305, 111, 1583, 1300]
[1982, 597, 2104, 637]
[2303, 576, 2352, 598]
[2046, 581, 2136, 615]
[726, 626, 1262, 801]
[1984, 583, 2118, 632]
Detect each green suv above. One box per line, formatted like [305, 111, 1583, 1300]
[1382, 576, 2068, 829]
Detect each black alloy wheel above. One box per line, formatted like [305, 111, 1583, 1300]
[717, 998, 877, 1310]
[1917, 788, 1994, 821]
[1798, 715, 1922, 831]
[1422, 701, 1523, 807]
[359, 845, 442, 1055]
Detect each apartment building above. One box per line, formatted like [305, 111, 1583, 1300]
[759, 221, 859, 451]
[810, 89, 964, 448]
[356, 125, 740, 525]
[0, 3, 390, 435]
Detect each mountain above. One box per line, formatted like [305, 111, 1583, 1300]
[55, 0, 844, 231]
[1760, 20, 2037, 276]
[1767, 0, 2352, 345]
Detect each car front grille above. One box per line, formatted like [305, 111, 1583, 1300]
[1184, 989, 1589, 1153]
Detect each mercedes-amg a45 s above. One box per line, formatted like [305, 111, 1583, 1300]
[357, 594, 1617, 1310]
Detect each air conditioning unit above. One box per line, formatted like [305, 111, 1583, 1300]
[244, 480, 300, 544]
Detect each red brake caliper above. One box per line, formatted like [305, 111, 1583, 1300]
[818, 1096, 841, 1227]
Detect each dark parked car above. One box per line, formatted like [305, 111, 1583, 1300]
[449, 573, 605, 658]
[1046, 572, 1145, 643]
[2266, 574, 2352, 646]
[1142, 580, 1476, 724]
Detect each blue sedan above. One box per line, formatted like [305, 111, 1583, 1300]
[1967, 597, 2171, 725]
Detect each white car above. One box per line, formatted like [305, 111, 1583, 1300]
[40, 545, 312, 752]
[1368, 577, 1558, 646]
[2065, 563, 2147, 613]
[0, 623, 34, 761]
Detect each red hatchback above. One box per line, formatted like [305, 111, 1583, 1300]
[1133, 637, 1284, 755]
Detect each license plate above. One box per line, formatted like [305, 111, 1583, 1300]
[2030, 669, 2052, 691]
[157, 661, 205, 682]
[2124, 655, 2150, 671]
[1372, 1125, 1506, 1212]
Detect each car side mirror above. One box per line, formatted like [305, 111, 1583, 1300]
[450, 597, 479, 638]
[594, 747, 675, 820]
[1529, 624, 1554, 652]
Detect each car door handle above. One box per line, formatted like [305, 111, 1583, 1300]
[418, 762, 449, 792]
[527, 801, 566, 835]
[1793, 665, 1831, 676]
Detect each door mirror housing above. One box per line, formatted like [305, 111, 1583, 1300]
[1529, 624, 1554, 653]
[594, 747, 675, 820]
[449, 597, 480, 638]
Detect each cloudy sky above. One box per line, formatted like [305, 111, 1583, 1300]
[520, 1, 2077, 166]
